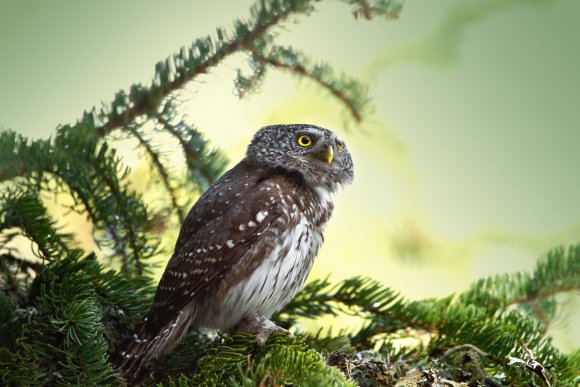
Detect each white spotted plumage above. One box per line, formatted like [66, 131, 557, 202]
[198, 209, 322, 331]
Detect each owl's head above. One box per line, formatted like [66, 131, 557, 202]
[246, 124, 354, 191]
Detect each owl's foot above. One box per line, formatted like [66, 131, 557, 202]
[234, 314, 290, 347]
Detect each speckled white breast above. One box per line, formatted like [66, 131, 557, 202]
[202, 209, 322, 331]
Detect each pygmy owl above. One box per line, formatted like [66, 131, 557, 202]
[112, 124, 354, 376]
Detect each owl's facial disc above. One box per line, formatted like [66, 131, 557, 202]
[246, 124, 354, 191]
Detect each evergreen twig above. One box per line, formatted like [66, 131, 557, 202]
[128, 125, 186, 223]
[92, 0, 318, 138]
[248, 43, 369, 122]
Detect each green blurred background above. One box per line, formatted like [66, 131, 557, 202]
[1, 0, 579, 351]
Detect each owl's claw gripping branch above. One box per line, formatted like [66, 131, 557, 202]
[233, 314, 291, 348]
[112, 124, 353, 377]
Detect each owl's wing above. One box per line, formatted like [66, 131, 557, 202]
[145, 172, 282, 332]
[173, 161, 266, 251]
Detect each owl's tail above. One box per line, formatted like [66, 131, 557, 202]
[110, 309, 193, 379]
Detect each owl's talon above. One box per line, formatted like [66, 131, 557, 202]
[255, 326, 291, 348]
[233, 314, 288, 347]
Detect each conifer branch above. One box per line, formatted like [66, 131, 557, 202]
[0, 191, 72, 262]
[275, 246, 579, 383]
[0, 253, 42, 275]
[85, 154, 139, 274]
[343, 0, 404, 20]
[0, 129, 159, 275]
[91, 0, 317, 138]
[128, 126, 185, 223]
[86, 0, 402, 139]
[97, 167, 144, 275]
[46, 167, 123, 253]
[154, 114, 226, 192]
[248, 43, 369, 122]
[234, 57, 267, 98]
[459, 245, 580, 322]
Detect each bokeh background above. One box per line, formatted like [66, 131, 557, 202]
[1, 0, 579, 351]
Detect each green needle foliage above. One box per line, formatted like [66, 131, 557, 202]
[1, 0, 578, 385]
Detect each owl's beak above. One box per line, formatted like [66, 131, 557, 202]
[322, 145, 333, 164]
[311, 144, 334, 165]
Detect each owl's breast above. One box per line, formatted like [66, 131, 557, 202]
[198, 208, 324, 332]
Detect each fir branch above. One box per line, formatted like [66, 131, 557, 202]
[44, 162, 125, 256]
[275, 246, 579, 383]
[0, 253, 42, 277]
[281, 246, 580, 340]
[147, 332, 213, 383]
[154, 115, 210, 184]
[333, 277, 440, 332]
[276, 276, 442, 333]
[238, 345, 355, 386]
[0, 130, 54, 184]
[154, 113, 227, 192]
[54, 124, 159, 276]
[0, 291, 18, 348]
[302, 329, 354, 355]
[0, 128, 160, 276]
[248, 42, 371, 122]
[234, 56, 267, 98]
[128, 125, 185, 223]
[0, 131, 27, 180]
[459, 245, 580, 323]
[341, 0, 404, 20]
[273, 276, 336, 327]
[153, 333, 353, 387]
[90, 142, 149, 276]
[91, 0, 318, 138]
[81, 255, 155, 348]
[0, 190, 72, 262]
[1, 254, 115, 385]
[81, 0, 406, 138]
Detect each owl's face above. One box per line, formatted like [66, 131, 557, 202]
[246, 124, 354, 191]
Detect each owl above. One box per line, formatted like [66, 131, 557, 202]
[112, 124, 354, 376]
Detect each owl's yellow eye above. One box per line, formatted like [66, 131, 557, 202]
[297, 134, 313, 147]
[337, 142, 343, 153]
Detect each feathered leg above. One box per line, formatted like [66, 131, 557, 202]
[233, 314, 289, 347]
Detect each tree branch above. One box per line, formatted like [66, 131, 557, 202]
[128, 126, 185, 223]
[249, 47, 364, 122]
[94, 0, 315, 138]
[154, 115, 216, 188]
